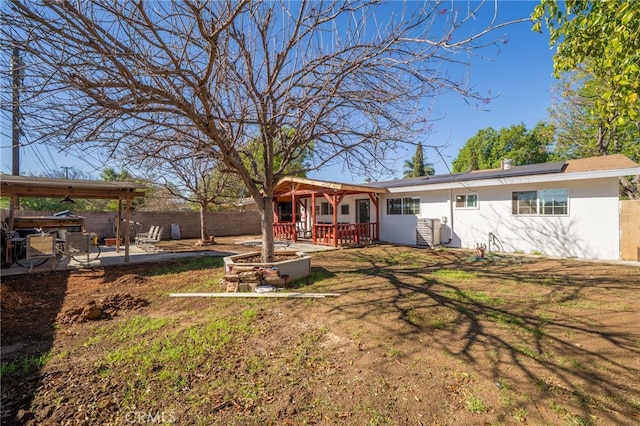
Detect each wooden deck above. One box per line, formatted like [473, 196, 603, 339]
[274, 222, 377, 247]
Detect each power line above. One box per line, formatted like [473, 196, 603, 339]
[61, 166, 72, 179]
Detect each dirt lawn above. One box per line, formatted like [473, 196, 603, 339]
[1, 238, 639, 425]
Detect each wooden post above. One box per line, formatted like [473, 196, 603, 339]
[124, 197, 131, 263]
[332, 192, 338, 247]
[290, 185, 297, 242]
[311, 192, 316, 244]
[369, 193, 380, 241]
[116, 199, 122, 254]
[7, 195, 17, 231]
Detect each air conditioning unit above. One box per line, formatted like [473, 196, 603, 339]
[416, 218, 441, 248]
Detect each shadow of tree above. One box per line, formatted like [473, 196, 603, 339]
[1, 271, 71, 425]
[316, 246, 640, 424]
[140, 256, 226, 277]
[472, 202, 611, 259]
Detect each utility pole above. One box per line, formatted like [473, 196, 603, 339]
[11, 46, 24, 176]
[61, 166, 72, 179]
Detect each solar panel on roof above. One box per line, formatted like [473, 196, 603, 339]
[362, 160, 567, 188]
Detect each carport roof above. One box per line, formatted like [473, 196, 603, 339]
[0, 175, 145, 200]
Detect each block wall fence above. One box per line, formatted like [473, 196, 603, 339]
[620, 200, 640, 261]
[1, 209, 262, 240]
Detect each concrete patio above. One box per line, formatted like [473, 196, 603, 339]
[0, 238, 336, 277]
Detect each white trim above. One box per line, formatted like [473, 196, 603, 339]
[385, 167, 640, 193]
[454, 193, 479, 209]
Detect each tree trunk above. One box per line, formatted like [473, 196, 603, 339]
[260, 195, 275, 263]
[199, 203, 214, 243]
[620, 175, 640, 200]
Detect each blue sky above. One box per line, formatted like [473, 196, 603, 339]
[1, 1, 556, 183]
[310, 0, 557, 183]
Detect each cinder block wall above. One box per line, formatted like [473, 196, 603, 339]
[2, 209, 262, 240]
[620, 200, 640, 261]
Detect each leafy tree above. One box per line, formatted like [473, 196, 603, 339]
[100, 168, 130, 182]
[15, 196, 84, 214]
[452, 123, 554, 172]
[80, 168, 140, 212]
[4, 1, 526, 262]
[533, 1, 640, 135]
[550, 70, 640, 161]
[403, 142, 435, 178]
[548, 69, 640, 198]
[101, 168, 183, 211]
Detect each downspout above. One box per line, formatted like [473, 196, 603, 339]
[444, 188, 453, 245]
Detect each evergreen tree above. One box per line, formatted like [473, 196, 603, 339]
[403, 142, 435, 178]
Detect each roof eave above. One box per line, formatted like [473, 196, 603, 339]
[384, 167, 640, 193]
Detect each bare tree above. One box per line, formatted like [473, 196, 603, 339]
[2, 0, 525, 261]
[131, 143, 243, 243]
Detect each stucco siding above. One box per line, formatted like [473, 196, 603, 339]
[379, 177, 622, 260]
[380, 189, 450, 246]
[311, 194, 379, 225]
[452, 179, 619, 259]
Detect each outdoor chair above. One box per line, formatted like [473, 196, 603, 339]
[136, 226, 164, 244]
[135, 225, 157, 244]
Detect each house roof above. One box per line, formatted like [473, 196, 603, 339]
[563, 154, 638, 173]
[273, 176, 387, 196]
[363, 154, 639, 190]
[0, 175, 146, 200]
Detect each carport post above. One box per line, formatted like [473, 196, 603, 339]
[116, 200, 122, 254]
[124, 197, 132, 262]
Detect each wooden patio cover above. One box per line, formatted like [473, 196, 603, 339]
[273, 176, 387, 197]
[1, 175, 145, 262]
[272, 176, 387, 245]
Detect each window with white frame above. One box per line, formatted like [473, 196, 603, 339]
[455, 194, 478, 208]
[387, 197, 420, 215]
[403, 197, 420, 214]
[341, 204, 349, 215]
[512, 189, 568, 215]
[539, 189, 568, 215]
[320, 202, 333, 215]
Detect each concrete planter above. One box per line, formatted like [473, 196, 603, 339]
[223, 251, 311, 282]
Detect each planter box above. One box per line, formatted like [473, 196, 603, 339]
[223, 251, 311, 282]
[104, 238, 121, 246]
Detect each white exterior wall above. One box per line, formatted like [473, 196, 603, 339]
[380, 189, 451, 246]
[379, 176, 622, 260]
[312, 194, 378, 224]
[453, 178, 620, 259]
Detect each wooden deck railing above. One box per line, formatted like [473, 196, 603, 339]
[313, 222, 377, 246]
[273, 222, 377, 247]
[273, 222, 297, 242]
